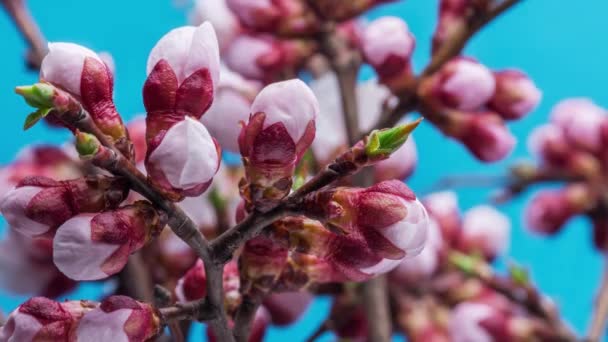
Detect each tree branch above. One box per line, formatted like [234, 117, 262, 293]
[361, 276, 392, 342]
[233, 297, 261, 342]
[1, 0, 47, 70]
[587, 261, 608, 342]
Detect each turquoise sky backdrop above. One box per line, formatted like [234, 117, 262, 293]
[1, 1, 607, 340]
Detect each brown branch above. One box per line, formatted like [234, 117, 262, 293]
[233, 297, 261, 342]
[1, 0, 47, 70]
[361, 276, 392, 342]
[159, 300, 216, 323]
[587, 262, 608, 342]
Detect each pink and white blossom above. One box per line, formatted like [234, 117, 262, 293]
[40, 43, 103, 97]
[190, 0, 241, 52]
[490, 70, 541, 120]
[449, 302, 505, 342]
[436, 58, 496, 110]
[361, 16, 415, 77]
[550, 98, 607, 152]
[458, 205, 510, 260]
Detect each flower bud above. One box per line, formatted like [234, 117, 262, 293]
[550, 98, 607, 153]
[53, 202, 163, 280]
[457, 205, 510, 261]
[201, 66, 261, 153]
[0, 297, 95, 341]
[225, 34, 317, 81]
[262, 292, 312, 326]
[146, 117, 221, 199]
[361, 17, 415, 89]
[40, 43, 128, 151]
[450, 111, 516, 162]
[239, 79, 317, 210]
[239, 236, 289, 297]
[75, 296, 160, 341]
[525, 184, 592, 235]
[303, 180, 429, 271]
[390, 219, 442, 283]
[226, 0, 318, 35]
[448, 302, 510, 342]
[489, 70, 541, 120]
[191, 0, 242, 52]
[175, 260, 241, 312]
[423, 57, 496, 110]
[422, 191, 461, 244]
[0, 175, 127, 237]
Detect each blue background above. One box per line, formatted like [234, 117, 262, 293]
[1, 0, 606, 340]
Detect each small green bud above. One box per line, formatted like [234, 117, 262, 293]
[508, 261, 530, 286]
[15, 83, 55, 109]
[365, 118, 422, 157]
[75, 131, 101, 157]
[449, 251, 477, 275]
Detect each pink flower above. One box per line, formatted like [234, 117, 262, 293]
[40, 43, 128, 146]
[190, 0, 241, 52]
[457, 205, 510, 260]
[449, 302, 508, 342]
[525, 185, 590, 235]
[422, 191, 461, 244]
[75, 296, 160, 342]
[201, 65, 261, 153]
[454, 112, 516, 162]
[489, 70, 541, 120]
[434, 58, 496, 110]
[550, 98, 606, 152]
[262, 292, 312, 326]
[0, 176, 126, 237]
[224, 34, 316, 81]
[303, 180, 430, 275]
[52, 203, 162, 280]
[0, 297, 94, 342]
[361, 16, 415, 78]
[239, 79, 318, 210]
[146, 117, 221, 198]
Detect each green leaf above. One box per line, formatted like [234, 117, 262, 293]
[15, 83, 55, 109]
[508, 262, 530, 286]
[365, 118, 422, 157]
[23, 108, 51, 130]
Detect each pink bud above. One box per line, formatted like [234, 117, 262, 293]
[457, 205, 510, 260]
[435, 58, 496, 110]
[449, 302, 508, 342]
[175, 260, 241, 311]
[191, 0, 242, 52]
[422, 191, 461, 244]
[75, 296, 160, 342]
[0, 297, 77, 341]
[391, 219, 442, 283]
[489, 70, 541, 120]
[40, 43, 103, 97]
[201, 66, 261, 153]
[262, 292, 312, 326]
[550, 98, 606, 153]
[53, 203, 161, 280]
[226, 0, 281, 30]
[226, 0, 318, 35]
[239, 79, 318, 209]
[362, 17, 415, 78]
[527, 124, 566, 162]
[224, 34, 316, 81]
[525, 185, 590, 235]
[455, 112, 516, 162]
[0, 176, 126, 237]
[146, 117, 221, 197]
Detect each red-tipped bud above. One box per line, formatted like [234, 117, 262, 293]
[262, 292, 312, 326]
[0, 176, 126, 237]
[422, 191, 461, 244]
[550, 98, 607, 153]
[52, 202, 163, 280]
[391, 219, 443, 283]
[423, 58, 496, 110]
[451, 111, 516, 162]
[40, 43, 128, 152]
[75, 296, 160, 342]
[0, 297, 96, 341]
[303, 180, 429, 274]
[457, 205, 510, 261]
[489, 70, 541, 120]
[226, 0, 319, 35]
[525, 184, 593, 235]
[239, 79, 318, 210]
[361, 17, 415, 89]
[225, 34, 317, 81]
[191, 0, 242, 52]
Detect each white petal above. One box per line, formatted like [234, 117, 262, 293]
[191, 0, 240, 51]
[0, 311, 43, 342]
[40, 42, 101, 96]
[379, 198, 429, 257]
[53, 215, 120, 280]
[359, 257, 403, 275]
[462, 205, 510, 256]
[0, 186, 50, 237]
[449, 303, 494, 342]
[76, 308, 131, 342]
[185, 22, 220, 89]
[148, 117, 218, 190]
[442, 60, 496, 110]
[362, 16, 414, 66]
[224, 35, 273, 79]
[201, 88, 251, 152]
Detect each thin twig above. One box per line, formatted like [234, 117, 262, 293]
[159, 300, 216, 323]
[233, 297, 261, 342]
[587, 262, 608, 342]
[361, 276, 392, 342]
[1, 0, 47, 69]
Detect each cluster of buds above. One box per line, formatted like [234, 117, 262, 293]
[418, 57, 541, 162]
[520, 99, 608, 250]
[0, 296, 159, 341]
